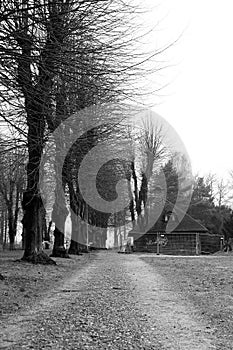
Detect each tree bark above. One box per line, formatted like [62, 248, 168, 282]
[8, 206, 15, 250]
[131, 161, 141, 219]
[7, 186, 21, 250]
[0, 209, 4, 251]
[50, 132, 69, 258]
[21, 107, 55, 264]
[43, 220, 52, 249]
[68, 212, 82, 255]
[51, 197, 69, 258]
[16, 7, 57, 264]
[3, 210, 7, 250]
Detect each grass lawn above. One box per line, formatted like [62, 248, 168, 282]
[140, 252, 233, 349]
[0, 249, 91, 318]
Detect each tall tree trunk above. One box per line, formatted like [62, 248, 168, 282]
[21, 116, 55, 264]
[68, 211, 81, 255]
[8, 206, 15, 250]
[100, 228, 107, 248]
[114, 225, 118, 248]
[51, 133, 69, 258]
[79, 221, 89, 253]
[17, 20, 56, 264]
[131, 161, 141, 219]
[138, 172, 148, 228]
[0, 209, 4, 251]
[46, 220, 53, 241]
[127, 173, 135, 227]
[43, 220, 52, 249]
[21, 226, 25, 250]
[14, 1, 70, 264]
[7, 186, 21, 250]
[51, 193, 69, 258]
[3, 210, 7, 250]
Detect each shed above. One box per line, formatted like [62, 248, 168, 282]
[128, 211, 222, 255]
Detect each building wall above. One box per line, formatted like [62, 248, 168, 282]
[134, 233, 198, 255]
[134, 232, 222, 255]
[199, 233, 222, 254]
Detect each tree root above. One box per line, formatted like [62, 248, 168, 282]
[50, 246, 70, 259]
[21, 251, 56, 265]
[68, 248, 82, 255]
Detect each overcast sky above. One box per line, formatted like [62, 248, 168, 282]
[142, 0, 233, 179]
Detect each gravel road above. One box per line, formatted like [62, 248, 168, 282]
[0, 251, 218, 349]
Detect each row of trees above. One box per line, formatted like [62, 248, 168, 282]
[1, 121, 233, 253]
[1, 1, 231, 260]
[0, 0, 164, 262]
[0, 138, 25, 250]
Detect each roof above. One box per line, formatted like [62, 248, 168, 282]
[128, 210, 208, 237]
[150, 213, 208, 233]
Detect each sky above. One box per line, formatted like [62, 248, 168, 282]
[142, 0, 233, 179]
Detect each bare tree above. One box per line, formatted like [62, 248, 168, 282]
[0, 199, 7, 251]
[0, 1, 168, 262]
[0, 144, 26, 249]
[215, 178, 232, 208]
[128, 117, 168, 228]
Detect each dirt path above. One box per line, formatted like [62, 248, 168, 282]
[0, 251, 217, 349]
[123, 255, 216, 349]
